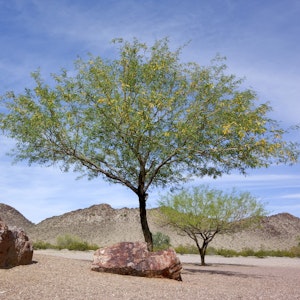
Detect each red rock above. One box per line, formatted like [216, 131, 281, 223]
[0, 218, 33, 268]
[91, 241, 182, 280]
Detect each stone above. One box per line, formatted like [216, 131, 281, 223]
[91, 241, 182, 281]
[0, 218, 33, 268]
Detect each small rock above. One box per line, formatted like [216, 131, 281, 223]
[91, 241, 182, 281]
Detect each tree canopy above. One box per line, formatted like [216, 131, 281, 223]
[158, 186, 266, 265]
[0, 38, 298, 250]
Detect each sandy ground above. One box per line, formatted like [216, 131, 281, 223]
[1, 250, 300, 299]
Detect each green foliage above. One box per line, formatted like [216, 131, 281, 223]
[216, 248, 238, 257]
[159, 185, 266, 233]
[33, 240, 57, 250]
[237, 248, 258, 257]
[56, 234, 99, 251]
[1, 38, 298, 192]
[174, 245, 300, 258]
[290, 245, 300, 257]
[33, 236, 99, 251]
[1, 37, 298, 249]
[152, 232, 171, 251]
[174, 244, 199, 255]
[158, 185, 266, 265]
[215, 247, 300, 258]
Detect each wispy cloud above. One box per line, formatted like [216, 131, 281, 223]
[280, 194, 300, 200]
[0, 158, 136, 223]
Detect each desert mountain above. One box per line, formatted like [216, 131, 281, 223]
[1, 203, 300, 251]
[0, 203, 34, 230]
[28, 204, 146, 246]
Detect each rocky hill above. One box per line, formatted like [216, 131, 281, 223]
[0, 203, 34, 230]
[1, 203, 300, 251]
[213, 213, 300, 251]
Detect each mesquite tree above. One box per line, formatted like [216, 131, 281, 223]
[0, 38, 298, 250]
[158, 186, 266, 265]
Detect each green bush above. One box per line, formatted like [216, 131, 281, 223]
[216, 247, 300, 258]
[206, 246, 218, 255]
[239, 248, 256, 257]
[253, 249, 267, 258]
[153, 232, 171, 251]
[174, 244, 199, 255]
[173, 244, 300, 258]
[56, 234, 98, 251]
[216, 248, 238, 257]
[33, 240, 57, 250]
[290, 245, 300, 257]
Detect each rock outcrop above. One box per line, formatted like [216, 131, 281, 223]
[0, 218, 33, 268]
[91, 241, 182, 280]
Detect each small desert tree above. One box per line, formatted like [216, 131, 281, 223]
[158, 186, 266, 265]
[0, 38, 298, 251]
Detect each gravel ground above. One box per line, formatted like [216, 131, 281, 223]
[1, 250, 300, 299]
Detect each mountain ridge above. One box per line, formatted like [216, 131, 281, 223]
[1, 202, 300, 251]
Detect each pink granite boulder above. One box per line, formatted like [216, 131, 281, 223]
[91, 241, 182, 280]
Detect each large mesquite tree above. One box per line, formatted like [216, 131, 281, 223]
[0, 38, 298, 250]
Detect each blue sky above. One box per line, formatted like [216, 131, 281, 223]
[0, 0, 299, 223]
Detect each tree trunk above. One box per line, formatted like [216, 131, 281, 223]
[200, 249, 206, 266]
[194, 237, 206, 266]
[138, 193, 153, 251]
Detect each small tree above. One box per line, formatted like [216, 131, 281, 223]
[0, 38, 298, 251]
[158, 186, 266, 265]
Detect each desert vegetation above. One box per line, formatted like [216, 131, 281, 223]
[32, 232, 300, 260]
[174, 243, 300, 258]
[1, 38, 298, 252]
[2, 202, 300, 257]
[158, 185, 266, 265]
[33, 234, 99, 251]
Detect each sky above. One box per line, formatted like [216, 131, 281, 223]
[0, 0, 299, 223]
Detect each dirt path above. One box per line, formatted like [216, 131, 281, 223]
[1, 251, 300, 299]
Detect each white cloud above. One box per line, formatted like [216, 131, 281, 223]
[0, 161, 137, 223]
[0, 137, 137, 223]
[280, 194, 300, 200]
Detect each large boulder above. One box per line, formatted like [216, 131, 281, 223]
[91, 241, 182, 281]
[0, 218, 33, 268]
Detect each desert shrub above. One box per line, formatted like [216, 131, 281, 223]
[33, 240, 57, 250]
[253, 249, 267, 258]
[153, 232, 171, 251]
[206, 246, 217, 255]
[215, 247, 300, 258]
[269, 248, 299, 258]
[56, 234, 98, 251]
[266, 250, 285, 257]
[88, 243, 100, 251]
[290, 245, 300, 257]
[216, 248, 238, 257]
[239, 248, 256, 257]
[174, 244, 199, 255]
[174, 244, 300, 258]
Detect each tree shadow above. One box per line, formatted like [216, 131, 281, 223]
[182, 263, 262, 279]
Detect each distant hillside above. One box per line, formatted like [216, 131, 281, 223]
[212, 212, 300, 251]
[0, 203, 34, 230]
[27, 204, 300, 251]
[2, 202, 300, 251]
